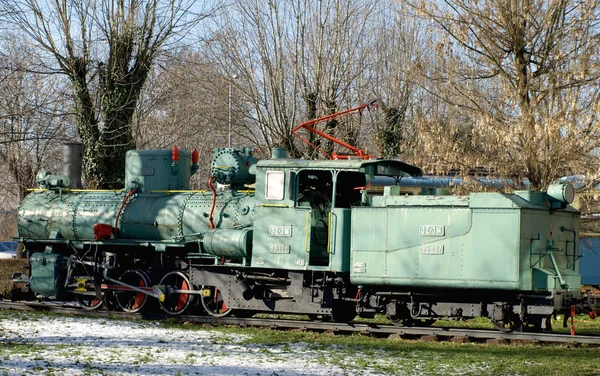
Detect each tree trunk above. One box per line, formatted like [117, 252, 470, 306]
[69, 58, 103, 188]
[377, 105, 405, 157]
[304, 91, 320, 159]
[323, 99, 337, 157]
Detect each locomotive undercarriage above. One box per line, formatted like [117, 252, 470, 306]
[188, 267, 357, 322]
[16, 240, 595, 332]
[16, 241, 359, 321]
[355, 289, 582, 332]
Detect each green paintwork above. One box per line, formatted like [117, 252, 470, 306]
[29, 252, 68, 299]
[350, 187, 580, 292]
[125, 150, 193, 192]
[211, 148, 258, 186]
[202, 228, 253, 258]
[250, 158, 397, 272]
[17, 147, 582, 302]
[252, 206, 311, 269]
[328, 208, 352, 271]
[18, 190, 255, 242]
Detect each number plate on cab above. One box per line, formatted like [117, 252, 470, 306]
[269, 226, 292, 237]
[269, 244, 290, 254]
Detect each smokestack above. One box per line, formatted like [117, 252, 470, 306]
[271, 148, 287, 159]
[63, 143, 83, 189]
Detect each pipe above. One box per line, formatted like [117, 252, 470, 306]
[547, 243, 568, 289]
[208, 176, 217, 229]
[369, 176, 528, 189]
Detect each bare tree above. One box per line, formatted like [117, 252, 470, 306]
[0, 0, 218, 188]
[204, 1, 300, 155]
[0, 34, 70, 204]
[292, 0, 379, 157]
[205, 0, 384, 158]
[0, 210, 17, 240]
[410, 0, 600, 189]
[133, 49, 236, 186]
[366, 4, 431, 159]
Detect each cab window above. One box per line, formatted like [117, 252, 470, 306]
[333, 171, 365, 208]
[297, 170, 332, 208]
[265, 171, 285, 200]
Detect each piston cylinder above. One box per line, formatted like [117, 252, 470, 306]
[201, 228, 253, 258]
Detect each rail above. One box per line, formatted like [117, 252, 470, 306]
[1, 301, 599, 346]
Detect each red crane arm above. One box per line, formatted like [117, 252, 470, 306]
[291, 100, 379, 159]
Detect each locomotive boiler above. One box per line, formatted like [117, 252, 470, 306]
[14, 146, 597, 331]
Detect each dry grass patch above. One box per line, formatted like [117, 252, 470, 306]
[0, 259, 28, 298]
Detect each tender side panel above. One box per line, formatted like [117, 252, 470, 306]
[350, 207, 389, 283]
[350, 205, 522, 289]
[463, 209, 520, 288]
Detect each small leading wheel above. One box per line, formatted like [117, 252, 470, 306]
[158, 271, 195, 315]
[492, 314, 523, 332]
[523, 316, 553, 333]
[387, 314, 412, 327]
[200, 285, 232, 317]
[71, 263, 105, 310]
[114, 269, 151, 313]
[76, 293, 104, 311]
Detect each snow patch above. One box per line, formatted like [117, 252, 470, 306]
[0, 312, 393, 375]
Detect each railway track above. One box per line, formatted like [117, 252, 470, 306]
[1, 300, 599, 346]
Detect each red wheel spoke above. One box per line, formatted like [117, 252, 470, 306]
[176, 279, 189, 311]
[115, 270, 150, 313]
[159, 271, 195, 316]
[133, 278, 146, 309]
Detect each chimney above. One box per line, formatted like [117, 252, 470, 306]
[63, 143, 83, 189]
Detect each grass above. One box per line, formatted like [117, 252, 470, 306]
[182, 322, 600, 375]
[257, 311, 600, 336]
[162, 311, 600, 374]
[1, 257, 600, 375]
[1, 310, 600, 375]
[157, 319, 600, 375]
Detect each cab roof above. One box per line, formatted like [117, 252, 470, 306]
[256, 158, 423, 177]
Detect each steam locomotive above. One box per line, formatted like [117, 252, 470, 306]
[14, 145, 597, 331]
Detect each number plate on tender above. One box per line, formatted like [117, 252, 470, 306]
[421, 244, 444, 255]
[353, 262, 366, 273]
[269, 225, 292, 237]
[269, 244, 290, 254]
[419, 225, 445, 236]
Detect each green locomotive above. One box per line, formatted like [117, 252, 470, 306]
[14, 146, 595, 330]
